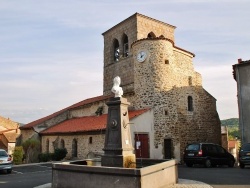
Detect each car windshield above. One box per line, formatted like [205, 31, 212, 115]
[241, 143, 250, 151]
[0, 151, 8, 157]
[186, 144, 199, 151]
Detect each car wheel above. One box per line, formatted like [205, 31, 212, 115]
[228, 160, 235, 167]
[186, 162, 193, 167]
[204, 159, 212, 168]
[7, 169, 12, 174]
[240, 163, 245, 169]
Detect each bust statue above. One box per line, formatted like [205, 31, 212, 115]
[111, 76, 123, 97]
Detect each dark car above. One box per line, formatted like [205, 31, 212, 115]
[183, 143, 235, 168]
[0, 149, 13, 173]
[239, 143, 250, 168]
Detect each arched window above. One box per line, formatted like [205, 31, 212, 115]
[188, 96, 193, 111]
[72, 139, 78, 158]
[147, 32, 156, 39]
[89, 137, 93, 144]
[122, 34, 129, 57]
[60, 139, 65, 149]
[46, 139, 49, 153]
[113, 39, 119, 61]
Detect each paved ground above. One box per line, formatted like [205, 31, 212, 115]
[34, 179, 213, 188]
[170, 179, 213, 188]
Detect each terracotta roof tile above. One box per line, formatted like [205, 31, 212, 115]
[3, 131, 20, 142]
[0, 116, 19, 129]
[40, 109, 149, 135]
[21, 95, 111, 129]
[228, 140, 237, 148]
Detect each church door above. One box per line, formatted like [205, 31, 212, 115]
[134, 134, 149, 158]
[164, 138, 172, 159]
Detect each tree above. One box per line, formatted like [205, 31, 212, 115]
[22, 139, 41, 163]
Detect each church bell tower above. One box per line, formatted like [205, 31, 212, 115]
[102, 13, 176, 96]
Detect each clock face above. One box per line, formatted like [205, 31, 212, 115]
[136, 51, 147, 62]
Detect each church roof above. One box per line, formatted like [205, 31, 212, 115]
[21, 95, 111, 130]
[102, 12, 176, 35]
[40, 109, 149, 135]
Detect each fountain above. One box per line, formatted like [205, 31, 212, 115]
[52, 76, 178, 188]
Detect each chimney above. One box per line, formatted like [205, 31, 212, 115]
[238, 58, 242, 64]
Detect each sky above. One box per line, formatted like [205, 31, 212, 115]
[0, 0, 249, 124]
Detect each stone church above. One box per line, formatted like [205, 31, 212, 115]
[20, 13, 221, 162]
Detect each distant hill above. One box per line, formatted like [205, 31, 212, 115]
[221, 118, 239, 127]
[221, 118, 239, 139]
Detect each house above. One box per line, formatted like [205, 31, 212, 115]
[228, 140, 239, 162]
[20, 13, 221, 162]
[233, 58, 250, 144]
[0, 116, 20, 154]
[221, 125, 239, 162]
[221, 126, 228, 150]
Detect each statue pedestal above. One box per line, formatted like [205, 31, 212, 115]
[101, 97, 136, 168]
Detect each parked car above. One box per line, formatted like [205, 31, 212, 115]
[0, 149, 13, 173]
[239, 143, 250, 169]
[183, 143, 235, 168]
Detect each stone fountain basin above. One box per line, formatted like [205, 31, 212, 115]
[52, 159, 178, 188]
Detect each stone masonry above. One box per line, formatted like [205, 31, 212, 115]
[103, 13, 221, 161]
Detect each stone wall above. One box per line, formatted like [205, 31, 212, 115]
[103, 13, 176, 96]
[21, 129, 36, 142]
[130, 38, 221, 161]
[103, 14, 137, 95]
[41, 134, 105, 159]
[137, 14, 175, 42]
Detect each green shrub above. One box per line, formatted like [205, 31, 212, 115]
[38, 148, 67, 162]
[12, 146, 24, 165]
[38, 153, 54, 162]
[53, 148, 68, 161]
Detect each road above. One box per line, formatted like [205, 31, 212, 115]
[0, 163, 52, 188]
[0, 163, 249, 188]
[179, 165, 250, 188]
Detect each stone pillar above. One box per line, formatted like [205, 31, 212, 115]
[101, 97, 136, 168]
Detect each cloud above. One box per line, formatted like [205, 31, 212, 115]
[0, 1, 249, 123]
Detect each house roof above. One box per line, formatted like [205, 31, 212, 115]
[40, 109, 149, 135]
[233, 58, 250, 80]
[21, 95, 111, 130]
[3, 131, 19, 143]
[228, 140, 238, 148]
[0, 116, 19, 129]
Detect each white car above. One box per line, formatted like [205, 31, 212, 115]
[0, 149, 12, 173]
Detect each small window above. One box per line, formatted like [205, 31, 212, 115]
[165, 60, 169, 64]
[89, 137, 93, 144]
[46, 139, 49, 153]
[188, 96, 193, 111]
[113, 39, 119, 61]
[72, 139, 78, 158]
[164, 110, 168, 116]
[60, 139, 65, 149]
[188, 76, 192, 86]
[122, 34, 129, 57]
